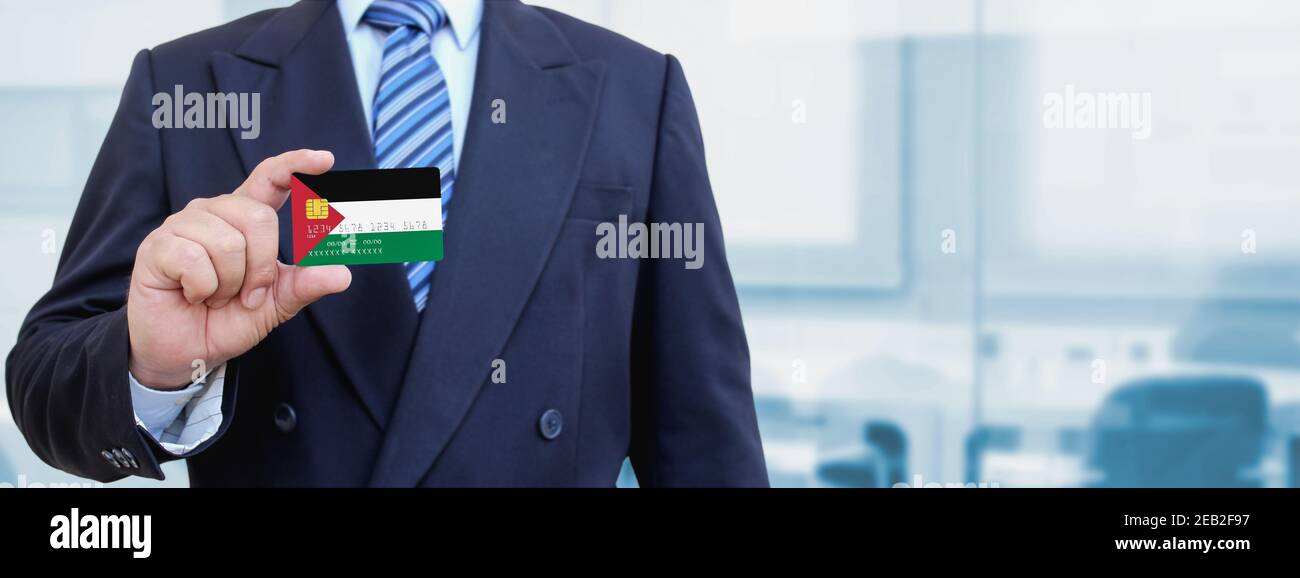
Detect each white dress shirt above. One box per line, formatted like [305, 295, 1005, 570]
[130, 0, 483, 455]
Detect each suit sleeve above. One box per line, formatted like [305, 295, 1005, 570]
[4, 50, 237, 482]
[627, 55, 769, 487]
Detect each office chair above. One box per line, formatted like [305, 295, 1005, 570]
[1088, 375, 1267, 488]
[816, 420, 909, 488]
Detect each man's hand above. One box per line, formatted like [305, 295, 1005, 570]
[127, 149, 352, 390]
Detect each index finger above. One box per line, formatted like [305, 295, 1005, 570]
[234, 149, 335, 209]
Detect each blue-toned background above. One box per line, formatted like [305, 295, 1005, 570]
[3, 0, 1299, 487]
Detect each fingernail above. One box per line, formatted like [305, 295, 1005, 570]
[245, 287, 267, 309]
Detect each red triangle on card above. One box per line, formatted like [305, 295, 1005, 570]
[290, 175, 346, 264]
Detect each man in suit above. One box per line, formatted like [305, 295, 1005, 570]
[5, 0, 768, 487]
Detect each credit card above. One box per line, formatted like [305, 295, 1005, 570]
[290, 168, 443, 266]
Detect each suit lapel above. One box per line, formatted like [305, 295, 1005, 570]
[211, 0, 419, 429]
[369, 0, 606, 486]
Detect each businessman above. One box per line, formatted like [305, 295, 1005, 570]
[6, 0, 768, 487]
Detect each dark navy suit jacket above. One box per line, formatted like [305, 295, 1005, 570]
[5, 0, 768, 487]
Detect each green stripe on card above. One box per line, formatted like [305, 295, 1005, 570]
[297, 230, 443, 266]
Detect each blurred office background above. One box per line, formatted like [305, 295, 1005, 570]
[3, 0, 1300, 488]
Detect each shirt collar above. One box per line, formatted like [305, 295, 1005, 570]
[338, 0, 483, 50]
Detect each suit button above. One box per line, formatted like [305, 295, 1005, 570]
[274, 403, 297, 433]
[111, 448, 133, 469]
[538, 409, 563, 440]
[120, 448, 139, 469]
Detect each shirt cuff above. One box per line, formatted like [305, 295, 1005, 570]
[130, 364, 227, 456]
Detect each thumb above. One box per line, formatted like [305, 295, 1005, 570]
[272, 263, 352, 320]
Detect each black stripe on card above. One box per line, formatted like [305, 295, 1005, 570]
[293, 167, 440, 202]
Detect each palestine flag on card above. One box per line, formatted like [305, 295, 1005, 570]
[290, 168, 443, 266]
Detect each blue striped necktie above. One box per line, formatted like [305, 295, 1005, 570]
[363, 0, 454, 313]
